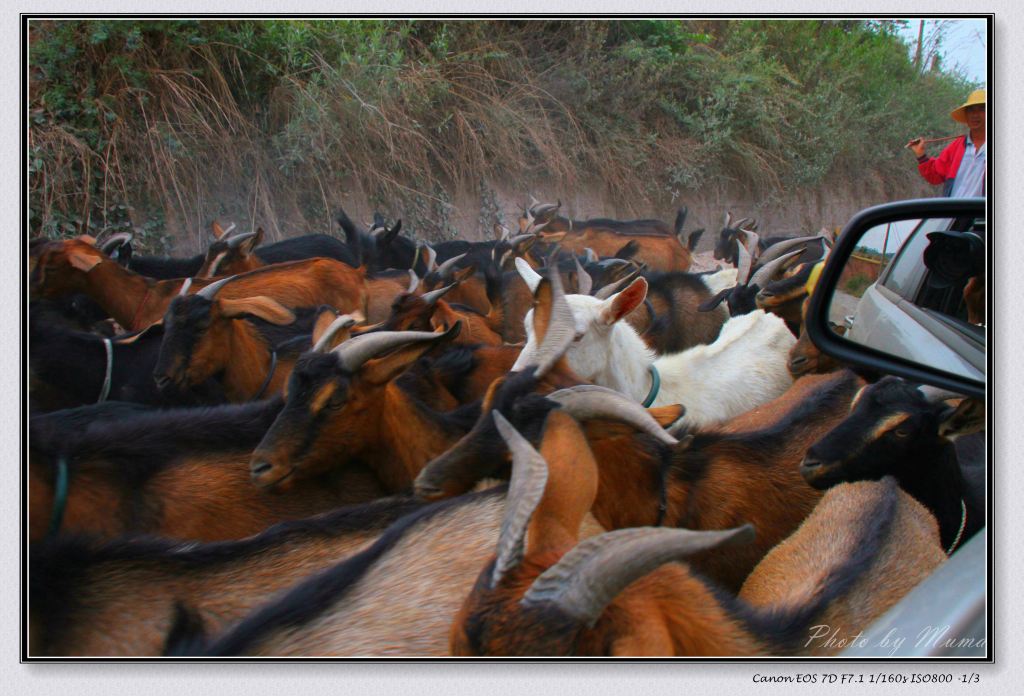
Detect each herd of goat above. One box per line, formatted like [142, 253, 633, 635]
[27, 199, 985, 656]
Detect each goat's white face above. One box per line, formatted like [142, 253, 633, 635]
[514, 278, 649, 380]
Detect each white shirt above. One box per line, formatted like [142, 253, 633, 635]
[950, 135, 986, 197]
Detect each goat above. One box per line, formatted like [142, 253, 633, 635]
[514, 267, 794, 427]
[28, 494, 429, 656]
[154, 290, 363, 402]
[30, 238, 368, 330]
[376, 285, 503, 347]
[519, 200, 699, 272]
[416, 270, 852, 590]
[104, 222, 360, 279]
[571, 264, 734, 354]
[699, 235, 807, 318]
[417, 369, 863, 592]
[248, 324, 479, 494]
[29, 315, 169, 412]
[28, 398, 385, 543]
[334, 206, 417, 272]
[801, 376, 985, 553]
[450, 412, 944, 656]
[789, 319, 847, 377]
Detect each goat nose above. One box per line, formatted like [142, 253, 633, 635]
[800, 455, 823, 470]
[153, 374, 172, 391]
[251, 459, 273, 479]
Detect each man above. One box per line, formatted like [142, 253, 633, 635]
[907, 89, 986, 197]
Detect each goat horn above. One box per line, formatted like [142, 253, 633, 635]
[98, 231, 133, 255]
[522, 525, 755, 626]
[532, 265, 575, 379]
[574, 256, 593, 296]
[407, 270, 421, 294]
[919, 385, 966, 403]
[196, 275, 235, 300]
[736, 240, 754, 285]
[515, 257, 543, 294]
[748, 249, 804, 289]
[178, 278, 194, 297]
[424, 244, 438, 273]
[490, 411, 550, 588]
[529, 194, 540, 209]
[311, 313, 362, 353]
[226, 231, 258, 250]
[421, 283, 456, 306]
[525, 219, 549, 235]
[546, 385, 679, 446]
[594, 267, 642, 301]
[436, 252, 468, 280]
[756, 235, 822, 266]
[331, 324, 459, 373]
[584, 248, 597, 264]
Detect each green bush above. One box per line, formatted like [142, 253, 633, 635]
[28, 19, 979, 249]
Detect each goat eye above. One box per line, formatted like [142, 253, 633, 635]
[892, 428, 909, 438]
[573, 332, 585, 342]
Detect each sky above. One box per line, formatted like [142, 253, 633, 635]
[897, 18, 988, 85]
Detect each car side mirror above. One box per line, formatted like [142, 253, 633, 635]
[806, 197, 985, 399]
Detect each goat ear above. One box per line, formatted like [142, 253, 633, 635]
[938, 398, 985, 440]
[218, 296, 296, 325]
[646, 404, 686, 428]
[361, 337, 444, 385]
[67, 247, 103, 272]
[452, 265, 477, 284]
[239, 228, 264, 256]
[698, 288, 731, 312]
[211, 221, 227, 240]
[515, 256, 542, 294]
[600, 277, 647, 325]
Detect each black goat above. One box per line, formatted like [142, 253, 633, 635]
[801, 376, 985, 553]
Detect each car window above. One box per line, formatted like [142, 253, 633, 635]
[879, 217, 951, 297]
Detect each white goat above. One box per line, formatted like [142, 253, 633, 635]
[513, 266, 795, 427]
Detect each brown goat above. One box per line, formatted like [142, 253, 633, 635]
[30, 238, 368, 330]
[450, 412, 944, 656]
[29, 399, 384, 543]
[29, 493, 429, 656]
[418, 368, 864, 592]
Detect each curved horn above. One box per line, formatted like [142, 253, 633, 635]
[490, 411, 550, 588]
[331, 324, 459, 373]
[748, 248, 804, 289]
[178, 277, 194, 297]
[436, 252, 468, 280]
[521, 525, 755, 626]
[919, 385, 966, 403]
[740, 228, 761, 259]
[584, 248, 597, 264]
[421, 283, 456, 306]
[99, 232, 133, 255]
[196, 275, 235, 300]
[533, 267, 576, 379]
[407, 270, 421, 294]
[311, 313, 361, 353]
[573, 256, 593, 296]
[756, 235, 823, 267]
[736, 239, 754, 285]
[424, 244, 438, 273]
[515, 257, 543, 294]
[546, 385, 679, 446]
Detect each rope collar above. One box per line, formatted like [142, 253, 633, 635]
[641, 363, 661, 407]
[252, 350, 278, 401]
[97, 338, 113, 403]
[946, 499, 968, 555]
[47, 456, 69, 538]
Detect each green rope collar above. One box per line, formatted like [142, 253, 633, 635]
[47, 456, 69, 538]
[641, 363, 661, 408]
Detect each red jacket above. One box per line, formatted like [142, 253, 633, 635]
[917, 136, 966, 194]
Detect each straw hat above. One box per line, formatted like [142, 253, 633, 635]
[951, 89, 986, 124]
